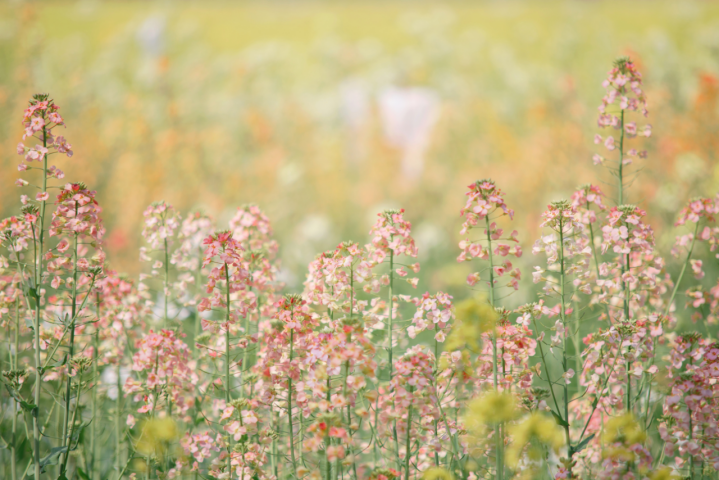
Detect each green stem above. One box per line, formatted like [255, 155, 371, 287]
[164, 237, 169, 329]
[558, 222, 573, 470]
[271, 407, 278, 479]
[116, 362, 123, 479]
[689, 352, 695, 480]
[194, 246, 203, 341]
[90, 295, 100, 480]
[531, 317, 564, 422]
[11, 298, 19, 480]
[404, 388, 414, 480]
[224, 262, 233, 478]
[484, 215, 502, 480]
[31, 121, 49, 480]
[326, 362, 333, 480]
[664, 222, 701, 318]
[618, 109, 625, 206]
[60, 211, 80, 477]
[288, 328, 297, 477]
[388, 249, 394, 378]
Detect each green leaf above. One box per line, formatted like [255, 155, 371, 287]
[71, 420, 92, 444]
[4, 385, 36, 413]
[50, 356, 68, 368]
[551, 410, 569, 428]
[39, 446, 67, 468]
[27, 446, 69, 475]
[574, 433, 596, 454]
[25, 317, 35, 330]
[76, 467, 91, 480]
[42, 356, 67, 375]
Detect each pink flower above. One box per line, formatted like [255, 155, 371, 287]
[326, 445, 345, 461]
[604, 136, 615, 150]
[30, 116, 45, 131]
[36, 191, 49, 202]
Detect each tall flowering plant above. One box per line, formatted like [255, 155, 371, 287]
[139, 201, 181, 328]
[457, 180, 523, 480]
[5, 94, 85, 479]
[230, 204, 282, 379]
[5, 56, 719, 480]
[197, 230, 251, 476]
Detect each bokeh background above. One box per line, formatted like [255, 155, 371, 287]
[1, 0, 719, 303]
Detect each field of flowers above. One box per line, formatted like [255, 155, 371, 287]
[2, 2, 719, 480]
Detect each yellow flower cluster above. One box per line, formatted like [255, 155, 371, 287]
[422, 467, 455, 480]
[135, 417, 179, 462]
[446, 296, 497, 354]
[464, 390, 518, 432]
[505, 413, 565, 468]
[648, 467, 681, 480]
[600, 413, 646, 462]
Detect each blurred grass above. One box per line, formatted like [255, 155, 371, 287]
[1, 0, 718, 303]
[26, 1, 719, 54]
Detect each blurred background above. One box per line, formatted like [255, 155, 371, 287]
[1, 0, 718, 302]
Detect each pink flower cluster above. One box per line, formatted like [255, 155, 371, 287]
[125, 329, 197, 414]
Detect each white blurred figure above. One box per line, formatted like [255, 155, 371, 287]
[340, 78, 371, 166]
[378, 86, 439, 180]
[136, 15, 166, 57]
[135, 15, 167, 87]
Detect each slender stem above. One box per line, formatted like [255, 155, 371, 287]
[532, 318, 564, 420]
[90, 294, 100, 480]
[689, 351, 695, 480]
[404, 387, 414, 480]
[61, 376, 84, 474]
[558, 221, 574, 470]
[59, 213, 80, 477]
[388, 249, 394, 378]
[484, 215, 502, 480]
[433, 338, 440, 468]
[31, 121, 50, 480]
[11, 298, 19, 480]
[288, 328, 298, 477]
[164, 237, 169, 329]
[271, 407, 278, 479]
[664, 222, 701, 318]
[240, 288, 257, 397]
[326, 361, 333, 480]
[618, 109, 625, 206]
[572, 299, 582, 395]
[116, 362, 123, 479]
[194, 246, 203, 341]
[223, 262, 233, 478]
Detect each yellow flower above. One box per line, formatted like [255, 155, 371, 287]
[601, 413, 646, 446]
[505, 413, 565, 468]
[600, 413, 647, 463]
[649, 467, 681, 480]
[422, 467, 454, 480]
[135, 417, 179, 459]
[464, 390, 518, 433]
[446, 296, 497, 353]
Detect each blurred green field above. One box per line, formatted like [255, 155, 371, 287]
[1, 0, 719, 301]
[23, 1, 719, 53]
